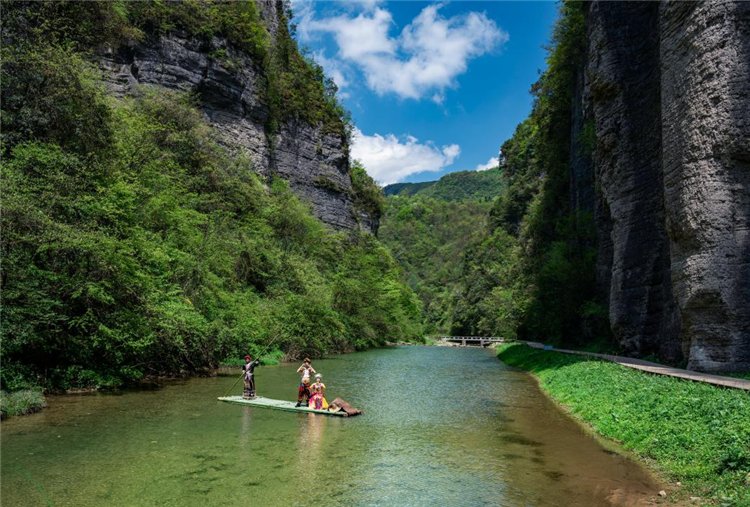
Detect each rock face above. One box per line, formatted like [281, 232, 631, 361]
[659, 2, 750, 371]
[272, 121, 360, 230]
[585, 2, 681, 363]
[580, 0, 749, 371]
[98, 2, 371, 233]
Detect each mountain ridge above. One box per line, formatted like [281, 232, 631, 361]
[383, 167, 503, 202]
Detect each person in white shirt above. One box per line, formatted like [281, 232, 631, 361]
[295, 358, 315, 407]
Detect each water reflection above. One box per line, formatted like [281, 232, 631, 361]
[295, 413, 327, 477]
[238, 406, 253, 448]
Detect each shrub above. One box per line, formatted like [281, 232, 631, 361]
[0, 389, 47, 419]
[0, 1, 422, 392]
[350, 160, 385, 220]
[1, 46, 113, 157]
[1, 87, 422, 390]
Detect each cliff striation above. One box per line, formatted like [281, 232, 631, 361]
[99, 1, 372, 233]
[579, 1, 750, 371]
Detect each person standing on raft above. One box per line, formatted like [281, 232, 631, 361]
[296, 358, 315, 407]
[309, 374, 327, 410]
[242, 354, 260, 399]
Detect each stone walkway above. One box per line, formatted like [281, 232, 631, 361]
[523, 342, 750, 391]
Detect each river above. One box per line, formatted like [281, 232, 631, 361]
[1, 346, 660, 506]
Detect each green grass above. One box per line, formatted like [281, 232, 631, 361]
[497, 343, 750, 506]
[0, 389, 47, 419]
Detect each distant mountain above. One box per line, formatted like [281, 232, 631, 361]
[382, 181, 435, 197]
[383, 168, 504, 202]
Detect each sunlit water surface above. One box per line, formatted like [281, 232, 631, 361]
[1, 346, 659, 506]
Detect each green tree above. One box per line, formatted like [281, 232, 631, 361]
[1, 2, 422, 392]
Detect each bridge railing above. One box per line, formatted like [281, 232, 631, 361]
[428, 336, 505, 347]
[432, 336, 504, 341]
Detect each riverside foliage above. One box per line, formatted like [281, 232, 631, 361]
[0, 389, 47, 419]
[0, 1, 422, 392]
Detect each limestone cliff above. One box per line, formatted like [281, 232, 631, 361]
[659, 1, 750, 371]
[585, 2, 681, 363]
[99, 1, 372, 233]
[579, 0, 749, 371]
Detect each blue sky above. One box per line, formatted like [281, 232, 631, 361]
[293, 1, 559, 184]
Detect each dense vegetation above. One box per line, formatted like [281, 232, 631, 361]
[350, 160, 386, 220]
[384, 167, 503, 201]
[379, 167, 506, 334]
[380, 196, 492, 334]
[448, 3, 608, 346]
[498, 343, 750, 505]
[380, 4, 602, 344]
[0, 0, 421, 393]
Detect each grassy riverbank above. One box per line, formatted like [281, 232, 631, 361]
[497, 343, 750, 506]
[0, 389, 47, 419]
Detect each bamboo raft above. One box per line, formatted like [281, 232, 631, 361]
[217, 396, 352, 417]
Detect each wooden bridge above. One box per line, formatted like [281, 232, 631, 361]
[435, 336, 505, 347]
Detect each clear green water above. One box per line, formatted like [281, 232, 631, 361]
[1, 347, 659, 506]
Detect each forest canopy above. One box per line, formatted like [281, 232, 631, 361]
[0, 0, 422, 391]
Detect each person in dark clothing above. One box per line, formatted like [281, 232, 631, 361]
[242, 354, 260, 399]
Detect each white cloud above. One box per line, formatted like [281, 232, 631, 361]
[442, 144, 461, 160]
[312, 50, 349, 91]
[307, 7, 395, 60]
[351, 128, 460, 185]
[299, 3, 507, 101]
[474, 156, 499, 171]
[291, 0, 316, 39]
[347, 0, 382, 10]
